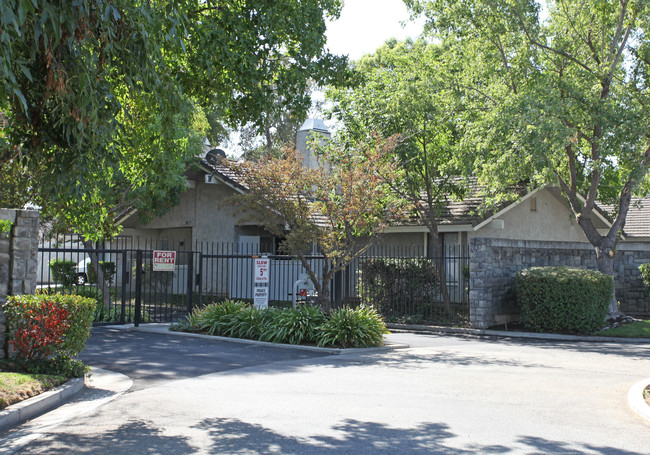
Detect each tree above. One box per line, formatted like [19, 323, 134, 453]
[407, 0, 650, 319]
[326, 38, 466, 315]
[224, 138, 408, 310]
[0, 0, 350, 234]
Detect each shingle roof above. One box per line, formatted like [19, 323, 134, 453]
[600, 197, 650, 238]
[202, 160, 650, 238]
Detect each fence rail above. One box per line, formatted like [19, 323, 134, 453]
[38, 235, 470, 326]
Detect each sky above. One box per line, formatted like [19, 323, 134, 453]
[225, 1, 426, 156]
[325, 0, 426, 61]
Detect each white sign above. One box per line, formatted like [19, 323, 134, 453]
[253, 286, 269, 309]
[254, 257, 270, 283]
[153, 250, 176, 272]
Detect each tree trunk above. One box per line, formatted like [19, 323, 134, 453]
[595, 240, 623, 321]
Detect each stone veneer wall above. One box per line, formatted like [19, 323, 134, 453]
[0, 209, 40, 358]
[469, 237, 650, 329]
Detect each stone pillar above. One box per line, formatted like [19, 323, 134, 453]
[0, 208, 40, 358]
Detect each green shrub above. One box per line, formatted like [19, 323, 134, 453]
[360, 257, 440, 317]
[639, 263, 650, 290]
[260, 305, 326, 345]
[87, 261, 117, 285]
[49, 259, 77, 286]
[516, 266, 612, 334]
[316, 306, 389, 348]
[198, 300, 251, 336]
[172, 301, 390, 349]
[220, 306, 263, 339]
[3, 294, 95, 374]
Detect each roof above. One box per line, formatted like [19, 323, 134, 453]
[600, 197, 650, 239]
[200, 160, 650, 238]
[298, 118, 329, 133]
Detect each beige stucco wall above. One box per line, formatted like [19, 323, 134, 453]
[121, 179, 241, 246]
[467, 188, 602, 243]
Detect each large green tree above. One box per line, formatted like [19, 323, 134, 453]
[327, 38, 465, 314]
[407, 0, 650, 318]
[0, 0, 349, 239]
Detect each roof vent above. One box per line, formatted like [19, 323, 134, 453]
[205, 148, 226, 166]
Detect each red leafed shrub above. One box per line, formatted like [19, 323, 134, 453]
[8, 300, 69, 360]
[3, 294, 95, 361]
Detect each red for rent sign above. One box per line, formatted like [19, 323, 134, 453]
[153, 250, 176, 272]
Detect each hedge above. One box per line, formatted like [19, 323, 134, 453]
[516, 266, 612, 334]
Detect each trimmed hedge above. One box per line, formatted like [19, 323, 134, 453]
[3, 294, 95, 376]
[49, 259, 77, 286]
[87, 261, 117, 285]
[516, 266, 612, 334]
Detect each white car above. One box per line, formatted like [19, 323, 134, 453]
[75, 258, 92, 285]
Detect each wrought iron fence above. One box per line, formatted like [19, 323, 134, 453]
[38, 235, 470, 326]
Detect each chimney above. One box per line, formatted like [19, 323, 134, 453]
[295, 119, 331, 169]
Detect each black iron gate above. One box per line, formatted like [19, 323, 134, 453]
[38, 235, 470, 326]
[37, 235, 200, 326]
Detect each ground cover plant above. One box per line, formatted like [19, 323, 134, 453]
[596, 320, 650, 338]
[0, 372, 66, 410]
[516, 267, 612, 334]
[171, 301, 389, 348]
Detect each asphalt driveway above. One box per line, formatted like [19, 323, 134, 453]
[2, 328, 649, 454]
[78, 327, 333, 391]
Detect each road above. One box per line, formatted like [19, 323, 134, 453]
[2, 328, 649, 454]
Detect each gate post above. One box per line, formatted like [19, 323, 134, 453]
[134, 250, 143, 327]
[186, 251, 194, 313]
[120, 250, 127, 324]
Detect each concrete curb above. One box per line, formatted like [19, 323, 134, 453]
[386, 323, 650, 343]
[0, 368, 132, 453]
[628, 379, 650, 425]
[0, 376, 85, 433]
[109, 323, 409, 354]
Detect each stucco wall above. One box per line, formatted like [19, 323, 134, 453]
[122, 179, 241, 246]
[467, 188, 600, 243]
[469, 237, 650, 329]
[0, 209, 40, 358]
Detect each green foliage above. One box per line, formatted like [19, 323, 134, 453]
[597, 320, 650, 338]
[360, 257, 440, 316]
[407, 0, 650, 290]
[2, 355, 90, 378]
[0, 220, 12, 235]
[49, 260, 77, 286]
[94, 305, 150, 324]
[87, 262, 116, 286]
[195, 300, 252, 336]
[1, 0, 351, 241]
[516, 267, 613, 334]
[3, 294, 95, 360]
[259, 305, 327, 345]
[316, 306, 389, 348]
[172, 301, 389, 348]
[639, 263, 650, 290]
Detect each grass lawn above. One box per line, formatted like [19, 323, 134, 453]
[596, 320, 650, 338]
[0, 371, 67, 410]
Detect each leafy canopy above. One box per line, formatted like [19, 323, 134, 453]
[0, 0, 350, 239]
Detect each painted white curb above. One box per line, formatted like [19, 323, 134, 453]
[628, 378, 650, 425]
